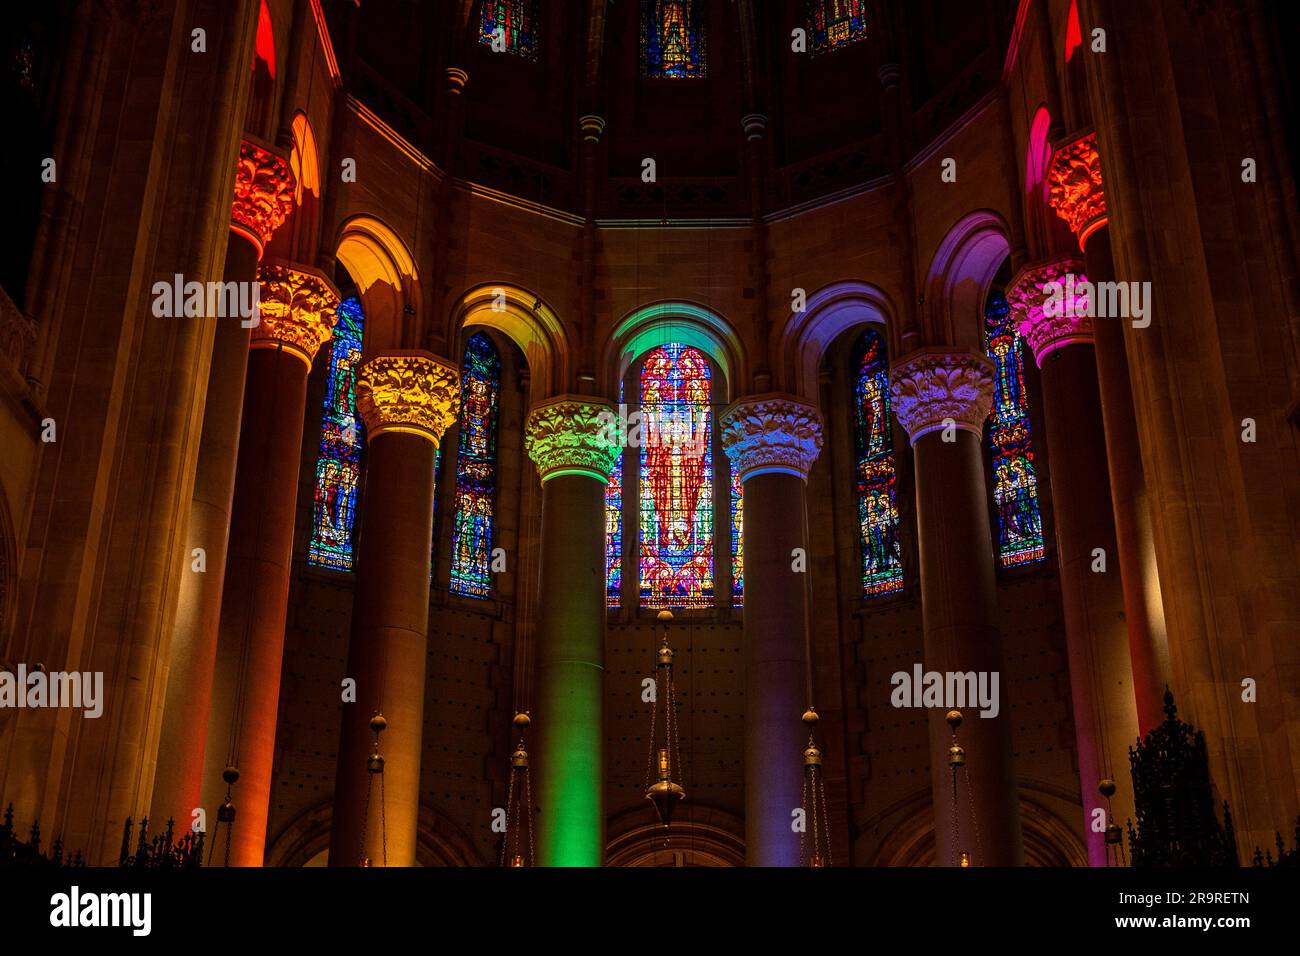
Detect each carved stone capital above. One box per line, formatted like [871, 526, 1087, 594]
[1007, 258, 1093, 364]
[231, 139, 295, 257]
[1048, 131, 1107, 249]
[890, 349, 994, 443]
[253, 261, 340, 367]
[719, 393, 824, 481]
[355, 352, 461, 444]
[524, 395, 621, 483]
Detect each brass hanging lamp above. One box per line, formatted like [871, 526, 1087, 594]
[946, 708, 981, 866]
[501, 712, 535, 867]
[358, 711, 388, 867]
[800, 707, 832, 867]
[645, 610, 685, 828]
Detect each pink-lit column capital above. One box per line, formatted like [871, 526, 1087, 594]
[1006, 258, 1092, 365]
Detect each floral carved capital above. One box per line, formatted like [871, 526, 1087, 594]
[253, 261, 340, 367]
[890, 349, 994, 443]
[1048, 131, 1107, 249]
[719, 393, 824, 481]
[524, 395, 621, 483]
[231, 139, 295, 255]
[355, 352, 461, 444]
[1007, 257, 1093, 365]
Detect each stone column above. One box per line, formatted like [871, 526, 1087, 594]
[152, 139, 294, 829]
[202, 261, 338, 866]
[328, 353, 461, 866]
[720, 395, 824, 867]
[1007, 259, 1139, 865]
[1047, 131, 1171, 732]
[523, 396, 620, 867]
[891, 350, 1024, 866]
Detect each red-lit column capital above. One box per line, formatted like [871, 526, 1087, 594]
[152, 140, 295, 831]
[1048, 131, 1171, 733]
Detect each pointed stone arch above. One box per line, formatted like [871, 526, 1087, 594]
[922, 209, 1012, 352]
[452, 283, 568, 405]
[779, 280, 900, 401]
[603, 300, 744, 403]
[333, 215, 422, 355]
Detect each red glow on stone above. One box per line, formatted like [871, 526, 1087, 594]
[255, 0, 276, 78]
[1065, 0, 1082, 62]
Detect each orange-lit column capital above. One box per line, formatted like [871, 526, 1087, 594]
[1047, 131, 1107, 252]
[330, 353, 460, 867]
[203, 262, 338, 866]
[230, 139, 295, 260]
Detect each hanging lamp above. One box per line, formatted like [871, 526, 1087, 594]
[501, 712, 535, 867]
[645, 610, 685, 828]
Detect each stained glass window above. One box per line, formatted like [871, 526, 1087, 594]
[479, 0, 538, 59]
[639, 344, 714, 608]
[853, 328, 904, 597]
[984, 291, 1045, 568]
[807, 0, 868, 56]
[606, 451, 623, 608]
[640, 0, 706, 79]
[450, 332, 501, 598]
[308, 296, 364, 570]
[730, 470, 743, 607]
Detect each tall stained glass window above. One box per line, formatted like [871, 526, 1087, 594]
[853, 328, 904, 597]
[984, 291, 1045, 568]
[308, 295, 364, 570]
[639, 344, 713, 608]
[807, 0, 868, 56]
[606, 451, 623, 608]
[640, 0, 706, 79]
[450, 332, 501, 598]
[730, 470, 743, 607]
[478, 0, 538, 59]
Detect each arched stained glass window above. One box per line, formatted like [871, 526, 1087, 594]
[479, 0, 538, 59]
[853, 328, 904, 597]
[640, 0, 706, 79]
[308, 295, 364, 570]
[984, 291, 1045, 568]
[807, 0, 868, 56]
[639, 344, 714, 608]
[450, 332, 501, 598]
[730, 471, 743, 607]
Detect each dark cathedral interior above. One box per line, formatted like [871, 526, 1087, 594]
[0, 0, 1298, 936]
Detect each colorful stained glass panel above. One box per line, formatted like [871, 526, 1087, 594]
[808, 0, 868, 56]
[639, 344, 714, 608]
[985, 291, 1045, 568]
[307, 296, 364, 570]
[479, 0, 538, 59]
[853, 328, 904, 597]
[640, 0, 706, 79]
[450, 332, 501, 598]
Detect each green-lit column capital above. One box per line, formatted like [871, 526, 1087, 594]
[524, 394, 620, 484]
